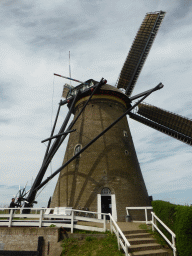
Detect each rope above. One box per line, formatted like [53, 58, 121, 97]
[51, 76, 55, 130]
[36, 182, 50, 199]
[48, 76, 55, 175]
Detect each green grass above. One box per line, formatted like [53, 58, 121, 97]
[61, 232, 124, 256]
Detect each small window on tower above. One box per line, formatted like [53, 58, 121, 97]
[74, 144, 82, 156]
[125, 150, 130, 155]
[123, 131, 128, 137]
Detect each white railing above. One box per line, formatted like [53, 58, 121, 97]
[151, 212, 177, 256]
[109, 213, 131, 256]
[0, 208, 132, 255]
[126, 206, 153, 224]
[0, 208, 108, 233]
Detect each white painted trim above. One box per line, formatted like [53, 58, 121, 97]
[97, 194, 101, 219]
[109, 213, 131, 256]
[111, 194, 117, 221]
[98, 194, 117, 221]
[126, 206, 153, 224]
[0, 208, 108, 233]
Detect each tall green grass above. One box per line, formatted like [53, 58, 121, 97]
[61, 232, 124, 256]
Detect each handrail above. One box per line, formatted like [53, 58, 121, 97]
[0, 208, 108, 233]
[108, 213, 131, 256]
[151, 212, 177, 256]
[126, 206, 153, 224]
[0, 208, 131, 255]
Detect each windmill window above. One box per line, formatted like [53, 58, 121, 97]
[123, 131, 128, 137]
[74, 144, 82, 156]
[125, 150, 129, 155]
[101, 187, 111, 195]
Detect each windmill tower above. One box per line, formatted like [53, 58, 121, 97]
[50, 83, 151, 221]
[50, 11, 166, 221]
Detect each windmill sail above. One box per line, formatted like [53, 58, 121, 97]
[130, 102, 192, 146]
[116, 11, 165, 96]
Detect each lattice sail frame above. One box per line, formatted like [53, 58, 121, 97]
[138, 103, 192, 138]
[129, 102, 192, 146]
[116, 11, 166, 96]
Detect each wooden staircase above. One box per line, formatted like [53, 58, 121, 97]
[123, 229, 172, 256]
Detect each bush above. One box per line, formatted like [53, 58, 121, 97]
[175, 205, 192, 256]
[152, 200, 192, 256]
[49, 224, 56, 227]
[152, 200, 177, 232]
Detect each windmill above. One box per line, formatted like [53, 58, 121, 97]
[21, 11, 192, 221]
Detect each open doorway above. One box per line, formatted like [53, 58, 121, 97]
[101, 188, 111, 219]
[97, 188, 117, 221]
[101, 196, 111, 214]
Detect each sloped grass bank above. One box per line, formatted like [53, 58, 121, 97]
[61, 232, 124, 256]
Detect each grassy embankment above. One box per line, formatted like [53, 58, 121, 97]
[61, 231, 124, 256]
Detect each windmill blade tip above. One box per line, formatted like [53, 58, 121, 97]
[157, 83, 164, 89]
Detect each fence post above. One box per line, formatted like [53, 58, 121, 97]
[125, 244, 128, 256]
[145, 208, 148, 224]
[110, 217, 113, 233]
[8, 209, 13, 227]
[154, 216, 157, 227]
[152, 212, 154, 231]
[37, 236, 44, 256]
[117, 231, 120, 250]
[103, 214, 106, 232]
[172, 235, 177, 256]
[71, 210, 74, 233]
[39, 210, 43, 227]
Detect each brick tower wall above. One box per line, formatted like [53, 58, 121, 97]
[50, 94, 150, 221]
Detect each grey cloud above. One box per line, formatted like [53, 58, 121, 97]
[159, 2, 192, 36]
[0, 87, 16, 109]
[171, 0, 192, 19]
[0, 118, 10, 124]
[1, 0, 100, 58]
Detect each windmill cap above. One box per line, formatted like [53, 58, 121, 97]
[75, 82, 131, 109]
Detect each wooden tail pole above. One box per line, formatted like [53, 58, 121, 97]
[54, 73, 87, 84]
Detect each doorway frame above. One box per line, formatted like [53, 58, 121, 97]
[97, 194, 117, 221]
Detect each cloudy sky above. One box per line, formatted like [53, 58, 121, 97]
[1, 0, 192, 208]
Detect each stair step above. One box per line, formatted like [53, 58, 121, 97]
[124, 230, 149, 235]
[130, 248, 170, 256]
[130, 243, 162, 252]
[128, 237, 156, 245]
[123, 229, 148, 235]
[126, 233, 152, 239]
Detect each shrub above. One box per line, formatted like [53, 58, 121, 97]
[152, 200, 192, 256]
[175, 205, 192, 256]
[49, 224, 56, 227]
